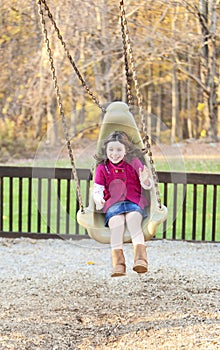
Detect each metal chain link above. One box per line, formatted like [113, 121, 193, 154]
[120, 10, 133, 106]
[38, 0, 106, 113]
[37, 0, 85, 212]
[119, 0, 162, 208]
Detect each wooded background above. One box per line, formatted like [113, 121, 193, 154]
[1, 0, 220, 159]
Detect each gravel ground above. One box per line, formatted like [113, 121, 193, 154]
[0, 238, 219, 350]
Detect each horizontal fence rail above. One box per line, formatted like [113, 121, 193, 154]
[0, 166, 219, 242]
[158, 172, 220, 242]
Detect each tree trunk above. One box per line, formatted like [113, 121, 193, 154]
[171, 63, 179, 143]
[186, 52, 193, 139]
[207, 0, 218, 140]
[171, 5, 181, 143]
[46, 95, 59, 146]
[199, 0, 218, 141]
[147, 64, 153, 139]
[156, 67, 162, 143]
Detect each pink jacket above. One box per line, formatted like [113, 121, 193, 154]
[94, 158, 149, 213]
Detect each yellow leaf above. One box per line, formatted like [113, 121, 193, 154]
[200, 129, 206, 137]
[87, 261, 95, 265]
[197, 103, 205, 112]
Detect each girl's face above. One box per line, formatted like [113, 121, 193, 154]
[106, 141, 126, 164]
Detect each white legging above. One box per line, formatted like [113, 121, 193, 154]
[109, 211, 145, 250]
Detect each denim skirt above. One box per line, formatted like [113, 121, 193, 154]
[105, 200, 146, 227]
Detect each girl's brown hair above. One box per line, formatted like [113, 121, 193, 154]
[94, 131, 145, 164]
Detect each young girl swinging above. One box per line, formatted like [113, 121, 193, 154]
[93, 130, 152, 277]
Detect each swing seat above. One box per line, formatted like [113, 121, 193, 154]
[77, 101, 167, 243]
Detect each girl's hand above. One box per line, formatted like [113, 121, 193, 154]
[139, 166, 152, 189]
[93, 183, 106, 210]
[95, 198, 105, 211]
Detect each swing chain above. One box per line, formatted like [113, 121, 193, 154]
[38, 0, 105, 114]
[120, 9, 133, 106]
[37, 0, 85, 212]
[119, 0, 162, 208]
[119, 1, 145, 129]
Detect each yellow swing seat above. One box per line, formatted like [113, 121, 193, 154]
[77, 101, 168, 243]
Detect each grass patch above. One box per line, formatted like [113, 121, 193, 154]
[1, 177, 90, 236]
[155, 158, 220, 173]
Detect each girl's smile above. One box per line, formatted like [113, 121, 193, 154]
[106, 141, 126, 164]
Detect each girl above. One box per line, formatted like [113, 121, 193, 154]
[93, 131, 152, 277]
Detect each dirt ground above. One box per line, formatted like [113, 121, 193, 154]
[0, 238, 219, 350]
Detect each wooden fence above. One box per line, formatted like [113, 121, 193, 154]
[0, 166, 219, 242]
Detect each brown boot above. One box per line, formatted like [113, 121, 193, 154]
[111, 249, 126, 277]
[133, 244, 148, 274]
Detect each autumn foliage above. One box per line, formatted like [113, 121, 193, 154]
[0, 0, 220, 160]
